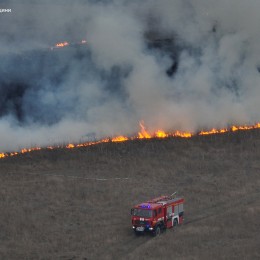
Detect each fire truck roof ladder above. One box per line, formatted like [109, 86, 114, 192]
[170, 191, 177, 198]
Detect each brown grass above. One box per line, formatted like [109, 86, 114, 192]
[0, 130, 260, 259]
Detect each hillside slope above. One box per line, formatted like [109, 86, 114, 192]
[0, 130, 260, 259]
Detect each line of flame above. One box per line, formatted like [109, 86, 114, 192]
[50, 40, 87, 50]
[1, 122, 260, 159]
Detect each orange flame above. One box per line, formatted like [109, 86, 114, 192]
[138, 121, 152, 139]
[112, 136, 129, 142]
[199, 128, 228, 135]
[1, 121, 260, 160]
[231, 125, 254, 132]
[66, 144, 75, 149]
[173, 131, 192, 138]
[155, 130, 168, 138]
[51, 39, 87, 50]
[21, 147, 41, 153]
[55, 41, 69, 48]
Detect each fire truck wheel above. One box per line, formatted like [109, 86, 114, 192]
[154, 226, 161, 237]
[173, 219, 178, 227]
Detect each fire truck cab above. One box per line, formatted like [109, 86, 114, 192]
[131, 194, 184, 236]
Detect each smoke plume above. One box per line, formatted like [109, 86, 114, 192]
[0, 0, 260, 151]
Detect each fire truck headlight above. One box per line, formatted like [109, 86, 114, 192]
[149, 227, 153, 230]
[132, 226, 135, 229]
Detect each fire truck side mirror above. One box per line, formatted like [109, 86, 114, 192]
[131, 209, 134, 215]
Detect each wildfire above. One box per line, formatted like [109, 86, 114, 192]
[50, 39, 87, 50]
[231, 125, 256, 132]
[55, 41, 69, 48]
[173, 131, 192, 138]
[138, 121, 152, 139]
[66, 144, 75, 149]
[1, 121, 260, 160]
[155, 130, 168, 138]
[21, 147, 41, 153]
[112, 136, 129, 142]
[199, 128, 228, 135]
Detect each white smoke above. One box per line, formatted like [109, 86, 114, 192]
[0, 0, 260, 152]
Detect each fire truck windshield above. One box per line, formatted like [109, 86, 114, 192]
[133, 208, 152, 218]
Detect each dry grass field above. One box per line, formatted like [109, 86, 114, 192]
[0, 130, 260, 259]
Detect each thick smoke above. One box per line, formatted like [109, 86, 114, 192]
[0, 0, 260, 152]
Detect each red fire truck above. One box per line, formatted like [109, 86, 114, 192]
[131, 193, 184, 236]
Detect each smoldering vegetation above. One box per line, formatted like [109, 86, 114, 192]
[0, 0, 260, 152]
[0, 130, 260, 259]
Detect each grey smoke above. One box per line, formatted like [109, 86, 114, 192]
[0, 0, 260, 152]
